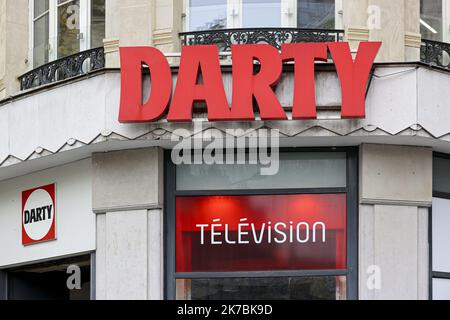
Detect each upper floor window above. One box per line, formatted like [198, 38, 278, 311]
[185, 0, 341, 31]
[31, 0, 105, 68]
[420, 0, 450, 42]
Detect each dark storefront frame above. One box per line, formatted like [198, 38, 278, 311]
[0, 253, 95, 300]
[429, 152, 450, 300]
[164, 147, 359, 300]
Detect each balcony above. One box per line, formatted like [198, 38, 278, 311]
[19, 47, 105, 91]
[18, 33, 450, 93]
[180, 27, 345, 51]
[421, 39, 450, 70]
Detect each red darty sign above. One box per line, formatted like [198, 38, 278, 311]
[119, 42, 381, 123]
[22, 184, 56, 246]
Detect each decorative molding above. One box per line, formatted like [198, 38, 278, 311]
[405, 32, 422, 48]
[0, 123, 448, 170]
[103, 38, 120, 54]
[93, 203, 164, 214]
[103, 38, 120, 68]
[0, 78, 5, 100]
[360, 198, 432, 208]
[346, 26, 370, 42]
[153, 29, 174, 46]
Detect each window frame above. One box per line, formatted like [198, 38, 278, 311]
[430, 152, 450, 300]
[28, 0, 98, 68]
[183, 0, 343, 32]
[420, 0, 450, 42]
[164, 147, 359, 300]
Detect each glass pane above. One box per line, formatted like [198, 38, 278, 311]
[420, 0, 442, 41]
[176, 277, 347, 300]
[91, 0, 105, 48]
[242, 0, 281, 28]
[434, 157, 450, 194]
[176, 152, 347, 191]
[33, 14, 50, 68]
[176, 194, 347, 273]
[432, 198, 450, 273]
[57, 0, 80, 59]
[297, 0, 335, 28]
[189, 0, 227, 31]
[34, 0, 49, 18]
[433, 278, 450, 300]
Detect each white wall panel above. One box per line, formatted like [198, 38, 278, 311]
[418, 68, 450, 138]
[0, 158, 95, 268]
[365, 67, 418, 134]
[432, 198, 450, 273]
[433, 279, 450, 300]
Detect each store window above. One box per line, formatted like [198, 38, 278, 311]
[185, 0, 341, 31]
[166, 150, 358, 300]
[30, 0, 106, 68]
[431, 154, 450, 300]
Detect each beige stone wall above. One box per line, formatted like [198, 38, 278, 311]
[104, 0, 183, 68]
[0, 0, 28, 98]
[359, 144, 431, 300]
[93, 148, 164, 300]
[343, 0, 421, 62]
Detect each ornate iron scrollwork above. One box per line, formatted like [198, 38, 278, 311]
[180, 28, 345, 51]
[421, 39, 450, 69]
[19, 47, 105, 91]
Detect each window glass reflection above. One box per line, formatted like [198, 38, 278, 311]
[420, 0, 443, 41]
[34, 0, 49, 18]
[177, 152, 347, 191]
[176, 277, 347, 300]
[189, 0, 227, 31]
[57, 0, 81, 59]
[34, 13, 50, 67]
[297, 0, 335, 28]
[242, 0, 281, 28]
[91, 0, 106, 48]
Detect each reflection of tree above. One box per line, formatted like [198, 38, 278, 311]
[58, 2, 80, 59]
[196, 17, 226, 31]
[298, 0, 335, 28]
[91, 0, 106, 47]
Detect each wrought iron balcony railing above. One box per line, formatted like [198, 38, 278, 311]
[421, 39, 450, 70]
[19, 47, 105, 91]
[180, 28, 345, 51]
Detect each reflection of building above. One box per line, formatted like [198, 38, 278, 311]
[0, 0, 450, 301]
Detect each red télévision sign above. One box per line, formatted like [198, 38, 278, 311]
[176, 194, 347, 273]
[119, 42, 381, 123]
[22, 184, 56, 246]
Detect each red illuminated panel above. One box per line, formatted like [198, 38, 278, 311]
[176, 194, 347, 273]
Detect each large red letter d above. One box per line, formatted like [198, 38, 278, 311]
[119, 47, 172, 123]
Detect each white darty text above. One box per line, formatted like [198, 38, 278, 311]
[195, 218, 327, 245]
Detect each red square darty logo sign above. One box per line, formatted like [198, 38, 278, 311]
[22, 184, 56, 246]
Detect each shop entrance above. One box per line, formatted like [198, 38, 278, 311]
[4, 255, 92, 300]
